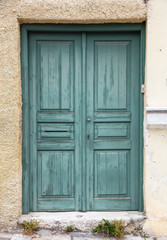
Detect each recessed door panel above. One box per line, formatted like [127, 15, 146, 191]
[40, 41, 74, 110]
[38, 151, 74, 197]
[94, 151, 128, 197]
[95, 41, 128, 110]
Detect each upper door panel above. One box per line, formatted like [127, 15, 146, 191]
[39, 41, 74, 111]
[94, 40, 129, 111]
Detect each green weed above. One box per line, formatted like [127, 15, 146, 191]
[92, 219, 124, 239]
[141, 234, 149, 239]
[22, 219, 39, 235]
[66, 225, 73, 232]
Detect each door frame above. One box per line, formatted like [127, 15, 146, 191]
[21, 23, 145, 214]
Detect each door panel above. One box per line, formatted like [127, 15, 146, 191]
[95, 123, 129, 139]
[29, 33, 82, 211]
[94, 41, 127, 110]
[38, 124, 74, 140]
[86, 33, 140, 210]
[94, 151, 128, 197]
[38, 151, 74, 197]
[40, 41, 74, 110]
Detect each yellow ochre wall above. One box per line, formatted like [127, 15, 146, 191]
[0, 0, 167, 236]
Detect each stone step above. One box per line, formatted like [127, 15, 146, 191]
[18, 211, 146, 233]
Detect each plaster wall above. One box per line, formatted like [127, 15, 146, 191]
[0, 0, 167, 236]
[143, 0, 167, 236]
[0, 0, 146, 227]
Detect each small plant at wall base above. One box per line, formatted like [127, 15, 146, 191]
[92, 219, 125, 239]
[22, 220, 39, 235]
[141, 234, 149, 239]
[66, 225, 73, 232]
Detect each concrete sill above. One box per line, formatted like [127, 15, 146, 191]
[146, 107, 167, 129]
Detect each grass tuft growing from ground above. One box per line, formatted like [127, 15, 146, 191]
[92, 219, 125, 239]
[22, 219, 39, 235]
[66, 225, 74, 232]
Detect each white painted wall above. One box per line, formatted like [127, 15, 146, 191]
[144, 0, 167, 235]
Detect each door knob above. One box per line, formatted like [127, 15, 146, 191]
[87, 118, 91, 122]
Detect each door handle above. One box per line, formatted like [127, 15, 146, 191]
[87, 118, 91, 122]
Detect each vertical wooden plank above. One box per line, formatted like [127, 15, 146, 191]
[109, 152, 119, 195]
[59, 152, 62, 195]
[74, 34, 82, 211]
[119, 151, 127, 195]
[97, 43, 106, 109]
[106, 153, 112, 195]
[98, 153, 107, 196]
[130, 34, 140, 210]
[48, 46, 58, 109]
[111, 43, 119, 109]
[42, 152, 53, 195]
[139, 24, 146, 211]
[81, 32, 86, 211]
[118, 43, 127, 109]
[62, 151, 67, 196]
[29, 32, 38, 211]
[21, 25, 30, 214]
[86, 35, 94, 210]
[40, 45, 49, 109]
[61, 44, 71, 109]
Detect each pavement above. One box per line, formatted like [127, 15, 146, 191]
[0, 229, 167, 240]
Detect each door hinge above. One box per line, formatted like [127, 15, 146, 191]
[141, 84, 145, 94]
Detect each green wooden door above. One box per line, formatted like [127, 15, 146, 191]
[29, 33, 82, 211]
[28, 31, 140, 211]
[86, 33, 140, 210]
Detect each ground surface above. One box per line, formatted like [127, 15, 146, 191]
[0, 229, 166, 240]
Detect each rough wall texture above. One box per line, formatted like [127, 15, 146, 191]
[143, 0, 167, 236]
[145, 0, 167, 107]
[0, 0, 22, 228]
[2, 0, 167, 235]
[144, 130, 167, 236]
[0, 0, 147, 228]
[19, 0, 147, 23]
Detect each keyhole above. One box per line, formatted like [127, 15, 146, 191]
[88, 134, 90, 139]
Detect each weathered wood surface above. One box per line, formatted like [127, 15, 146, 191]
[28, 31, 140, 211]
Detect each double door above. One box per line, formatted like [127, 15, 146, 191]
[29, 31, 140, 211]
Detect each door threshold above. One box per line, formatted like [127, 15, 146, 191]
[18, 211, 146, 232]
